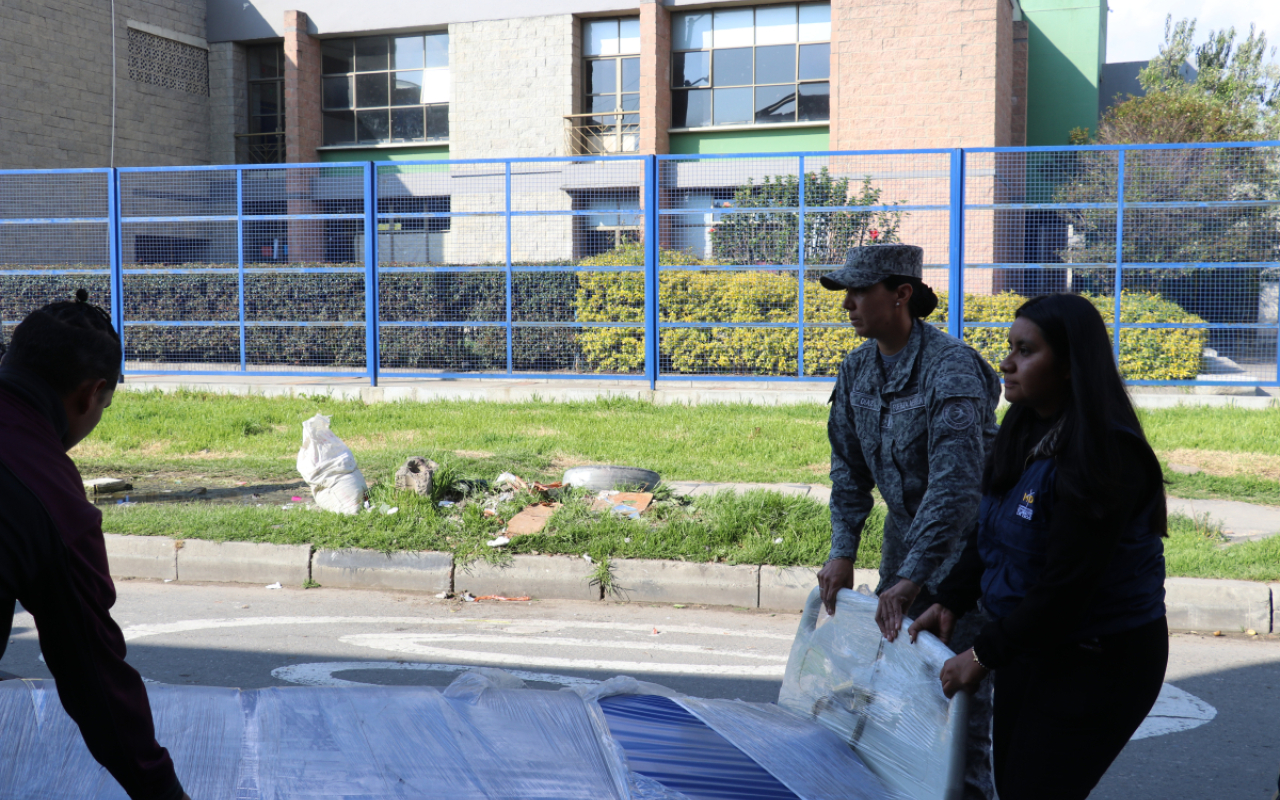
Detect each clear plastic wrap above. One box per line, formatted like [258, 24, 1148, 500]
[777, 587, 969, 800]
[0, 677, 631, 800]
[0, 589, 963, 800]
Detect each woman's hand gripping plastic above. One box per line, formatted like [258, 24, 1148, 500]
[907, 602, 957, 646]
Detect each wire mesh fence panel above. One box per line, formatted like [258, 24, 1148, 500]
[377, 160, 505, 375]
[0, 171, 113, 348]
[379, 325, 508, 373]
[6, 145, 1280, 385]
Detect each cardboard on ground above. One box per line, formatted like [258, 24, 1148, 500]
[589, 492, 653, 515]
[507, 503, 561, 536]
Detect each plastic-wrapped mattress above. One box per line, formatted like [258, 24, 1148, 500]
[0, 588, 965, 800]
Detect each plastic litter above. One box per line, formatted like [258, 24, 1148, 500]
[495, 472, 528, 491]
[265, 582, 282, 590]
[486, 536, 511, 548]
[296, 414, 367, 515]
[438, 500, 455, 508]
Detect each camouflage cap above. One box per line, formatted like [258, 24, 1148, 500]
[819, 244, 924, 291]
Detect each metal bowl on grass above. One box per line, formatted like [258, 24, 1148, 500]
[561, 466, 661, 492]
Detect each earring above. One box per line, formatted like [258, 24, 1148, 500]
[896, 302, 901, 307]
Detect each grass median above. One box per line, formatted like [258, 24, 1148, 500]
[85, 390, 1280, 583]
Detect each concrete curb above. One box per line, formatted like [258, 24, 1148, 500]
[454, 554, 599, 601]
[176, 539, 312, 586]
[103, 536, 1279, 633]
[609, 559, 759, 607]
[311, 549, 451, 594]
[104, 534, 177, 581]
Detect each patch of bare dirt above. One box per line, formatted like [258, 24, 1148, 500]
[343, 430, 420, 449]
[550, 454, 593, 469]
[1160, 449, 1280, 482]
[452, 449, 496, 459]
[74, 441, 248, 460]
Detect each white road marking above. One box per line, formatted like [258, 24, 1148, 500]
[272, 661, 601, 688]
[114, 614, 1218, 739]
[1131, 683, 1217, 740]
[120, 615, 792, 642]
[340, 633, 788, 662]
[338, 634, 787, 676]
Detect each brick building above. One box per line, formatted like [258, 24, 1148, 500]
[1, 0, 1114, 170]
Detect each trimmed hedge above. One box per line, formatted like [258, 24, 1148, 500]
[3, 257, 1207, 380]
[576, 259, 1208, 380]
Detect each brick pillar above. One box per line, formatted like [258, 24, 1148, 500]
[283, 10, 321, 163]
[830, 0, 1009, 150]
[639, 0, 671, 155]
[1011, 20, 1029, 147]
[283, 10, 324, 263]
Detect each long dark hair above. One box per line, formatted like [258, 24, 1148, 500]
[983, 293, 1166, 533]
[882, 275, 939, 319]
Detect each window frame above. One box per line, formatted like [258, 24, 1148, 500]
[320, 32, 450, 147]
[582, 18, 642, 141]
[669, 3, 831, 131]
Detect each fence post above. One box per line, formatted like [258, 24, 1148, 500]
[505, 161, 514, 375]
[1112, 149, 1126, 368]
[797, 156, 806, 379]
[644, 155, 659, 390]
[107, 169, 124, 351]
[947, 149, 966, 340]
[236, 168, 246, 373]
[364, 163, 379, 387]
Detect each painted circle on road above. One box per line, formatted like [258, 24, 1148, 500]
[272, 660, 600, 688]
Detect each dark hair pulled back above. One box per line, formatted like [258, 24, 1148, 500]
[1, 289, 122, 394]
[983, 293, 1166, 534]
[882, 275, 939, 319]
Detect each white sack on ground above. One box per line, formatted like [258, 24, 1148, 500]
[296, 413, 367, 515]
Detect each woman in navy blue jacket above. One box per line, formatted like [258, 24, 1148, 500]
[908, 293, 1168, 800]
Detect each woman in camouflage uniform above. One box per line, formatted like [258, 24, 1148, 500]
[815, 243, 1001, 800]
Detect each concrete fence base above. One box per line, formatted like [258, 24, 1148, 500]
[102, 536, 1279, 633]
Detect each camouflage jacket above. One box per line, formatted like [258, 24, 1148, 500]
[828, 321, 1001, 594]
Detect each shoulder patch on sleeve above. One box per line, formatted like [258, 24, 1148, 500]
[940, 397, 976, 431]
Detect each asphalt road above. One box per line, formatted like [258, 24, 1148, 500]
[4, 580, 1278, 799]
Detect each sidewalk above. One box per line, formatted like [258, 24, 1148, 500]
[121, 374, 1280, 410]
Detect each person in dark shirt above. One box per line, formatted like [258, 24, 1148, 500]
[0, 291, 190, 800]
[908, 293, 1168, 800]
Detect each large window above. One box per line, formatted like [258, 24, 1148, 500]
[245, 45, 284, 163]
[671, 3, 830, 129]
[321, 33, 449, 146]
[580, 18, 641, 153]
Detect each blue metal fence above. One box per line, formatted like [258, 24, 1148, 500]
[1, 142, 1277, 388]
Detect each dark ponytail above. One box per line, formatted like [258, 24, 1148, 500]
[882, 275, 939, 319]
[2, 289, 122, 394]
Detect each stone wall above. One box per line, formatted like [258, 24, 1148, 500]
[447, 15, 580, 264]
[449, 15, 578, 160]
[0, 0, 211, 169]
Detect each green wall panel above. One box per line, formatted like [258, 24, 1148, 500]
[318, 146, 450, 163]
[1020, 0, 1107, 146]
[669, 127, 829, 154]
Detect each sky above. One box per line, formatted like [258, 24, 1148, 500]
[1106, 0, 1280, 64]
